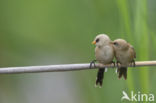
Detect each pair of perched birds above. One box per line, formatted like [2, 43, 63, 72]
[91, 34, 136, 87]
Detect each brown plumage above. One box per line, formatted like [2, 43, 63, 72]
[112, 39, 136, 80]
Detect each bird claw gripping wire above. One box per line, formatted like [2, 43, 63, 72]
[90, 60, 97, 69]
[130, 59, 136, 67]
[111, 61, 116, 67]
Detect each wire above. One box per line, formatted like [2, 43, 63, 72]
[0, 61, 155, 74]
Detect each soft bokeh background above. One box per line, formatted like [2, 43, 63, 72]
[0, 0, 156, 103]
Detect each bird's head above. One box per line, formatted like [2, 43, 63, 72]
[92, 34, 111, 47]
[112, 39, 129, 50]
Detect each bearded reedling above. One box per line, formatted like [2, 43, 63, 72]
[112, 39, 136, 79]
[91, 34, 115, 87]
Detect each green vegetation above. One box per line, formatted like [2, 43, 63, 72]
[0, 0, 156, 103]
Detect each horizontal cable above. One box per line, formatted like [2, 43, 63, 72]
[0, 61, 155, 74]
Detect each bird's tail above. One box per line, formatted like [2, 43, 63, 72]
[117, 67, 127, 80]
[95, 68, 105, 87]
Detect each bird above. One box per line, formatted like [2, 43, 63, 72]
[112, 39, 136, 80]
[91, 34, 115, 87]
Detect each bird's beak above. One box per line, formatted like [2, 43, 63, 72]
[92, 41, 96, 44]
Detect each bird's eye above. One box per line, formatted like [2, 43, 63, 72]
[113, 42, 118, 46]
[96, 38, 99, 43]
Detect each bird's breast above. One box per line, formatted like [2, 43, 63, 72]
[95, 46, 114, 64]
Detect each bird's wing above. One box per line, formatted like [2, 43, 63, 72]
[129, 44, 136, 58]
[131, 46, 136, 58]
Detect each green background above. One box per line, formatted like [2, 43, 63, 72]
[0, 0, 156, 103]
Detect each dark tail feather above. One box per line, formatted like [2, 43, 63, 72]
[96, 68, 105, 86]
[118, 67, 127, 80]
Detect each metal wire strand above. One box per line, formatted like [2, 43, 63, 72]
[0, 61, 155, 74]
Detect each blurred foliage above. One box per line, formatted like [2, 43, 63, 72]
[0, 0, 156, 103]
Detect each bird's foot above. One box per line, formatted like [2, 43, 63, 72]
[90, 60, 97, 69]
[130, 59, 136, 67]
[111, 61, 115, 67]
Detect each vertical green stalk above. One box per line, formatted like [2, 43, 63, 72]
[134, 0, 149, 93]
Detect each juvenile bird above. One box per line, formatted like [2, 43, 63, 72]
[112, 39, 136, 80]
[91, 34, 114, 87]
